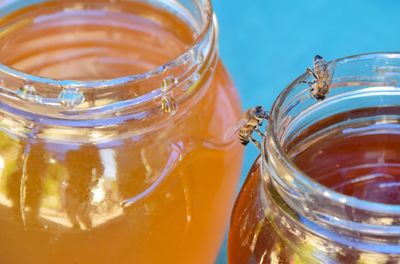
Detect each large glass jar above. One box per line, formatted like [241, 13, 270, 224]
[0, 1, 243, 263]
[229, 53, 400, 263]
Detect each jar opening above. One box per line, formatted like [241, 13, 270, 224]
[0, 0, 215, 117]
[264, 52, 400, 235]
[0, 1, 194, 80]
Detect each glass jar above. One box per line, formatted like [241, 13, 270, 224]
[0, 1, 243, 263]
[229, 53, 400, 263]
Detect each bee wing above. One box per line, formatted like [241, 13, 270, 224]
[224, 119, 248, 141]
[324, 61, 337, 85]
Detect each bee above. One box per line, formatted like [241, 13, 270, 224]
[225, 106, 269, 149]
[300, 55, 334, 101]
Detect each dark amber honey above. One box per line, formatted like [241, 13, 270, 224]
[291, 107, 400, 205]
[293, 128, 400, 205]
[229, 107, 400, 263]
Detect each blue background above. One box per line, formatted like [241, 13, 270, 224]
[213, 0, 400, 263]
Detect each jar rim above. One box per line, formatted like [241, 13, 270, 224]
[265, 52, 400, 216]
[0, 0, 216, 118]
[0, 0, 213, 87]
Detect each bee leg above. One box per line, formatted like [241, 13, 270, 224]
[299, 80, 316, 85]
[250, 136, 261, 150]
[306, 68, 318, 80]
[254, 127, 265, 138]
[300, 68, 317, 85]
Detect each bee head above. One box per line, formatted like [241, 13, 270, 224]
[314, 55, 323, 61]
[314, 94, 326, 101]
[254, 106, 266, 120]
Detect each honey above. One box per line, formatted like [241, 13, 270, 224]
[0, 1, 243, 263]
[229, 107, 400, 263]
[0, 1, 193, 79]
[291, 108, 400, 205]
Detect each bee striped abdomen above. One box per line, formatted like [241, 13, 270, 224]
[237, 106, 269, 148]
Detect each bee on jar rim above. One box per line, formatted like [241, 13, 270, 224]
[225, 106, 269, 150]
[300, 55, 335, 101]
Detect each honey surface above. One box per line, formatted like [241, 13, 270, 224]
[0, 1, 193, 79]
[291, 109, 400, 205]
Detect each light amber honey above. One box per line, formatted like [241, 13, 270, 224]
[0, 1, 243, 263]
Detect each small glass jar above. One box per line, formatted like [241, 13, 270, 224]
[229, 53, 400, 263]
[0, 1, 243, 263]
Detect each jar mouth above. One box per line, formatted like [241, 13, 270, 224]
[264, 52, 400, 233]
[0, 0, 215, 116]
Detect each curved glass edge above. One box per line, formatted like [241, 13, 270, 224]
[0, 0, 215, 117]
[263, 52, 400, 236]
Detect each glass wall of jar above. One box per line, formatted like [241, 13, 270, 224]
[0, 0, 243, 263]
[229, 53, 400, 263]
